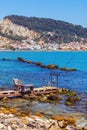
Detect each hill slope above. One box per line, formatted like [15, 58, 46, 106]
[0, 15, 87, 50]
[4, 15, 87, 37]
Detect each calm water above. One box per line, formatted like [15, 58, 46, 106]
[0, 51, 87, 93]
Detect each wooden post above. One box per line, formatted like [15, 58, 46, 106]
[56, 74, 59, 88]
[50, 73, 59, 88]
[50, 73, 52, 86]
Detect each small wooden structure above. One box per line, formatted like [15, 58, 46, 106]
[13, 78, 34, 92]
[50, 73, 60, 88]
[32, 86, 58, 95]
[0, 77, 59, 99]
[0, 90, 22, 98]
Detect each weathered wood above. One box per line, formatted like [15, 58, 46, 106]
[0, 90, 22, 98]
[0, 86, 58, 98]
[13, 78, 34, 91]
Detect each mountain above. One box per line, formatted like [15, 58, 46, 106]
[0, 15, 87, 50]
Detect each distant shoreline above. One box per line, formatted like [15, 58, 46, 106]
[0, 49, 87, 52]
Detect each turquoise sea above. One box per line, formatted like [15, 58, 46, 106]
[0, 51, 87, 115]
[0, 51, 87, 93]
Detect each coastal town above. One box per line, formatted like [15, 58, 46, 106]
[0, 35, 87, 51]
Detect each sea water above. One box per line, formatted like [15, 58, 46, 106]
[0, 51, 87, 93]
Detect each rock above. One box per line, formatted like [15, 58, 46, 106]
[48, 120, 61, 130]
[23, 94, 38, 100]
[17, 57, 25, 62]
[8, 126, 12, 130]
[8, 114, 14, 118]
[65, 124, 77, 130]
[35, 62, 42, 66]
[0, 123, 5, 129]
[47, 64, 59, 69]
[47, 94, 61, 103]
[60, 67, 77, 71]
[51, 115, 76, 125]
[0, 108, 86, 130]
[40, 64, 47, 68]
[65, 97, 80, 106]
[82, 128, 87, 130]
[66, 90, 77, 96]
[35, 113, 44, 118]
[58, 120, 68, 128]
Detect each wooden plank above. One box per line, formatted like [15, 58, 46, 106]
[0, 86, 58, 98]
[0, 90, 22, 98]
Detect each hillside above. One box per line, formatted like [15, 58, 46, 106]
[0, 15, 87, 50]
[4, 15, 87, 41]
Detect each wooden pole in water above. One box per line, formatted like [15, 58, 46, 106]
[50, 73, 59, 88]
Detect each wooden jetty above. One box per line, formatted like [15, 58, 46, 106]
[0, 78, 59, 99]
[32, 86, 58, 95]
[0, 90, 22, 98]
[0, 86, 58, 99]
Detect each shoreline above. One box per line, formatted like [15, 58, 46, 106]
[0, 49, 87, 52]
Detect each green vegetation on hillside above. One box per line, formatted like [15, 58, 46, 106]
[2, 15, 87, 43]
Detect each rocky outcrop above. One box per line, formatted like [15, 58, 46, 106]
[47, 64, 59, 69]
[0, 18, 40, 39]
[0, 107, 86, 130]
[60, 67, 77, 71]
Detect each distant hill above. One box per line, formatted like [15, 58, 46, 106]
[0, 15, 87, 50]
[4, 15, 87, 43]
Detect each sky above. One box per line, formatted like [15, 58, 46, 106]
[0, 0, 87, 27]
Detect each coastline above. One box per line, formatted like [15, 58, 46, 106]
[0, 49, 87, 52]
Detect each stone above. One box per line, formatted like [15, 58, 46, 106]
[0, 123, 5, 129]
[47, 64, 59, 69]
[8, 126, 12, 130]
[82, 128, 87, 130]
[51, 115, 76, 125]
[60, 67, 76, 71]
[11, 124, 19, 129]
[65, 124, 77, 130]
[58, 120, 68, 128]
[65, 97, 80, 106]
[48, 120, 61, 130]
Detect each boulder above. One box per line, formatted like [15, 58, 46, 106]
[47, 64, 59, 69]
[65, 97, 80, 106]
[17, 57, 25, 62]
[60, 67, 77, 71]
[51, 115, 76, 125]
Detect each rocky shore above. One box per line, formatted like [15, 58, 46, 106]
[0, 107, 87, 130]
[0, 87, 87, 130]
